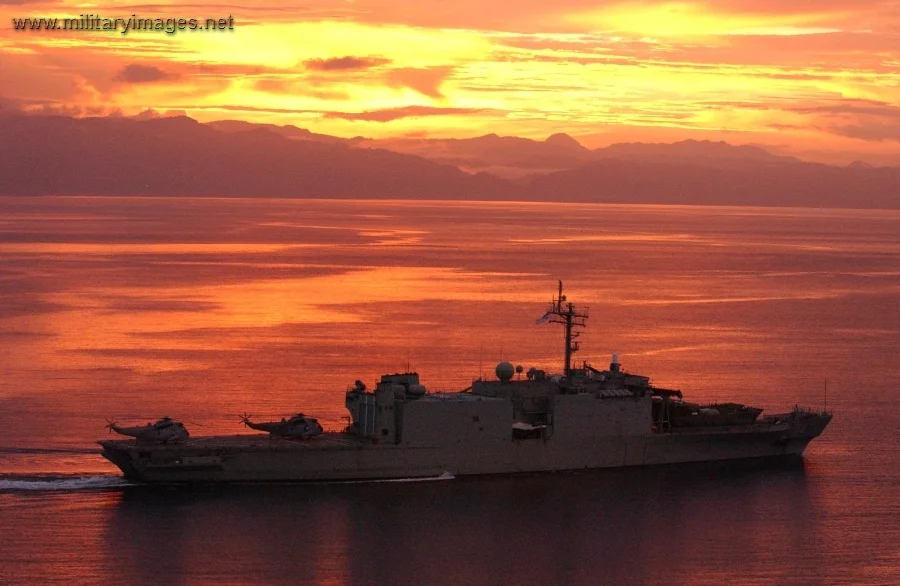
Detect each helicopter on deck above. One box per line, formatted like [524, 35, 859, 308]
[106, 417, 190, 444]
[240, 413, 324, 439]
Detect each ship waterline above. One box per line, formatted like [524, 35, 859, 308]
[100, 414, 829, 483]
[99, 283, 831, 483]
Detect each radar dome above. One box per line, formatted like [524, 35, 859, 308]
[515, 365, 524, 374]
[496, 361, 515, 381]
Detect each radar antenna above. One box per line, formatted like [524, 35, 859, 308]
[535, 280, 589, 378]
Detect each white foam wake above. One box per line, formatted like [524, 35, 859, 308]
[0, 475, 130, 492]
[379, 471, 456, 483]
[342, 471, 456, 484]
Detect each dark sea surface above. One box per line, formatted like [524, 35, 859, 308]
[0, 197, 898, 585]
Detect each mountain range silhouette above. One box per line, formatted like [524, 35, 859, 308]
[1, 113, 898, 209]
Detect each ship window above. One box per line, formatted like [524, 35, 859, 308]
[381, 429, 389, 436]
[472, 415, 480, 423]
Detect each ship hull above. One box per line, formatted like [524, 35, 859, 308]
[100, 413, 829, 484]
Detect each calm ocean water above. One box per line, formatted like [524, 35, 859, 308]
[1, 197, 898, 585]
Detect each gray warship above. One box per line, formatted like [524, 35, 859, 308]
[99, 282, 832, 483]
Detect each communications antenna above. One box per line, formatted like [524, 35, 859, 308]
[535, 281, 589, 378]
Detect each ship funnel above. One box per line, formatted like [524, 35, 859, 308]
[611, 353, 620, 372]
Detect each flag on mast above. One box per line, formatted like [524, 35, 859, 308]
[535, 313, 552, 325]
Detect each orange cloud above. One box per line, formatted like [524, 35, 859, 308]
[254, 79, 351, 101]
[323, 105, 495, 122]
[564, 2, 851, 37]
[303, 56, 392, 71]
[114, 64, 175, 83]
[386, 66, 454, 98]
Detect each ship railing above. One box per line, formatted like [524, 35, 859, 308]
[791, 404, 833, 416]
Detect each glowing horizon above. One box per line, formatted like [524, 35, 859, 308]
[3, 0, 900, 163]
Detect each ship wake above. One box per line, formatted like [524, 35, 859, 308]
[0, 475, 131, 492]
[342, 471, 456, 484]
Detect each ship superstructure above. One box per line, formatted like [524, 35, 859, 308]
[100, 283, 832, 483]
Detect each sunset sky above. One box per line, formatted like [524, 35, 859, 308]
[3, 0, 900, 163]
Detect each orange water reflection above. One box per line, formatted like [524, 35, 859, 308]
[1, 197, 898, 465]
[1, 197, 899, 584]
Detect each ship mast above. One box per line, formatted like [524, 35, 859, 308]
[537, 281, 589, 378]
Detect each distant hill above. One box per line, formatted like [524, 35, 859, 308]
[358, 136, 802, 180]
[358, 133, 594, 178]
[546, 133, 587, 151]
[593, 139, 799, 165]
[0, 114, 520, 199]
[207, 119, 353, 145]
[526, 158, 900, 209]
[1, 113, 898, 208]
